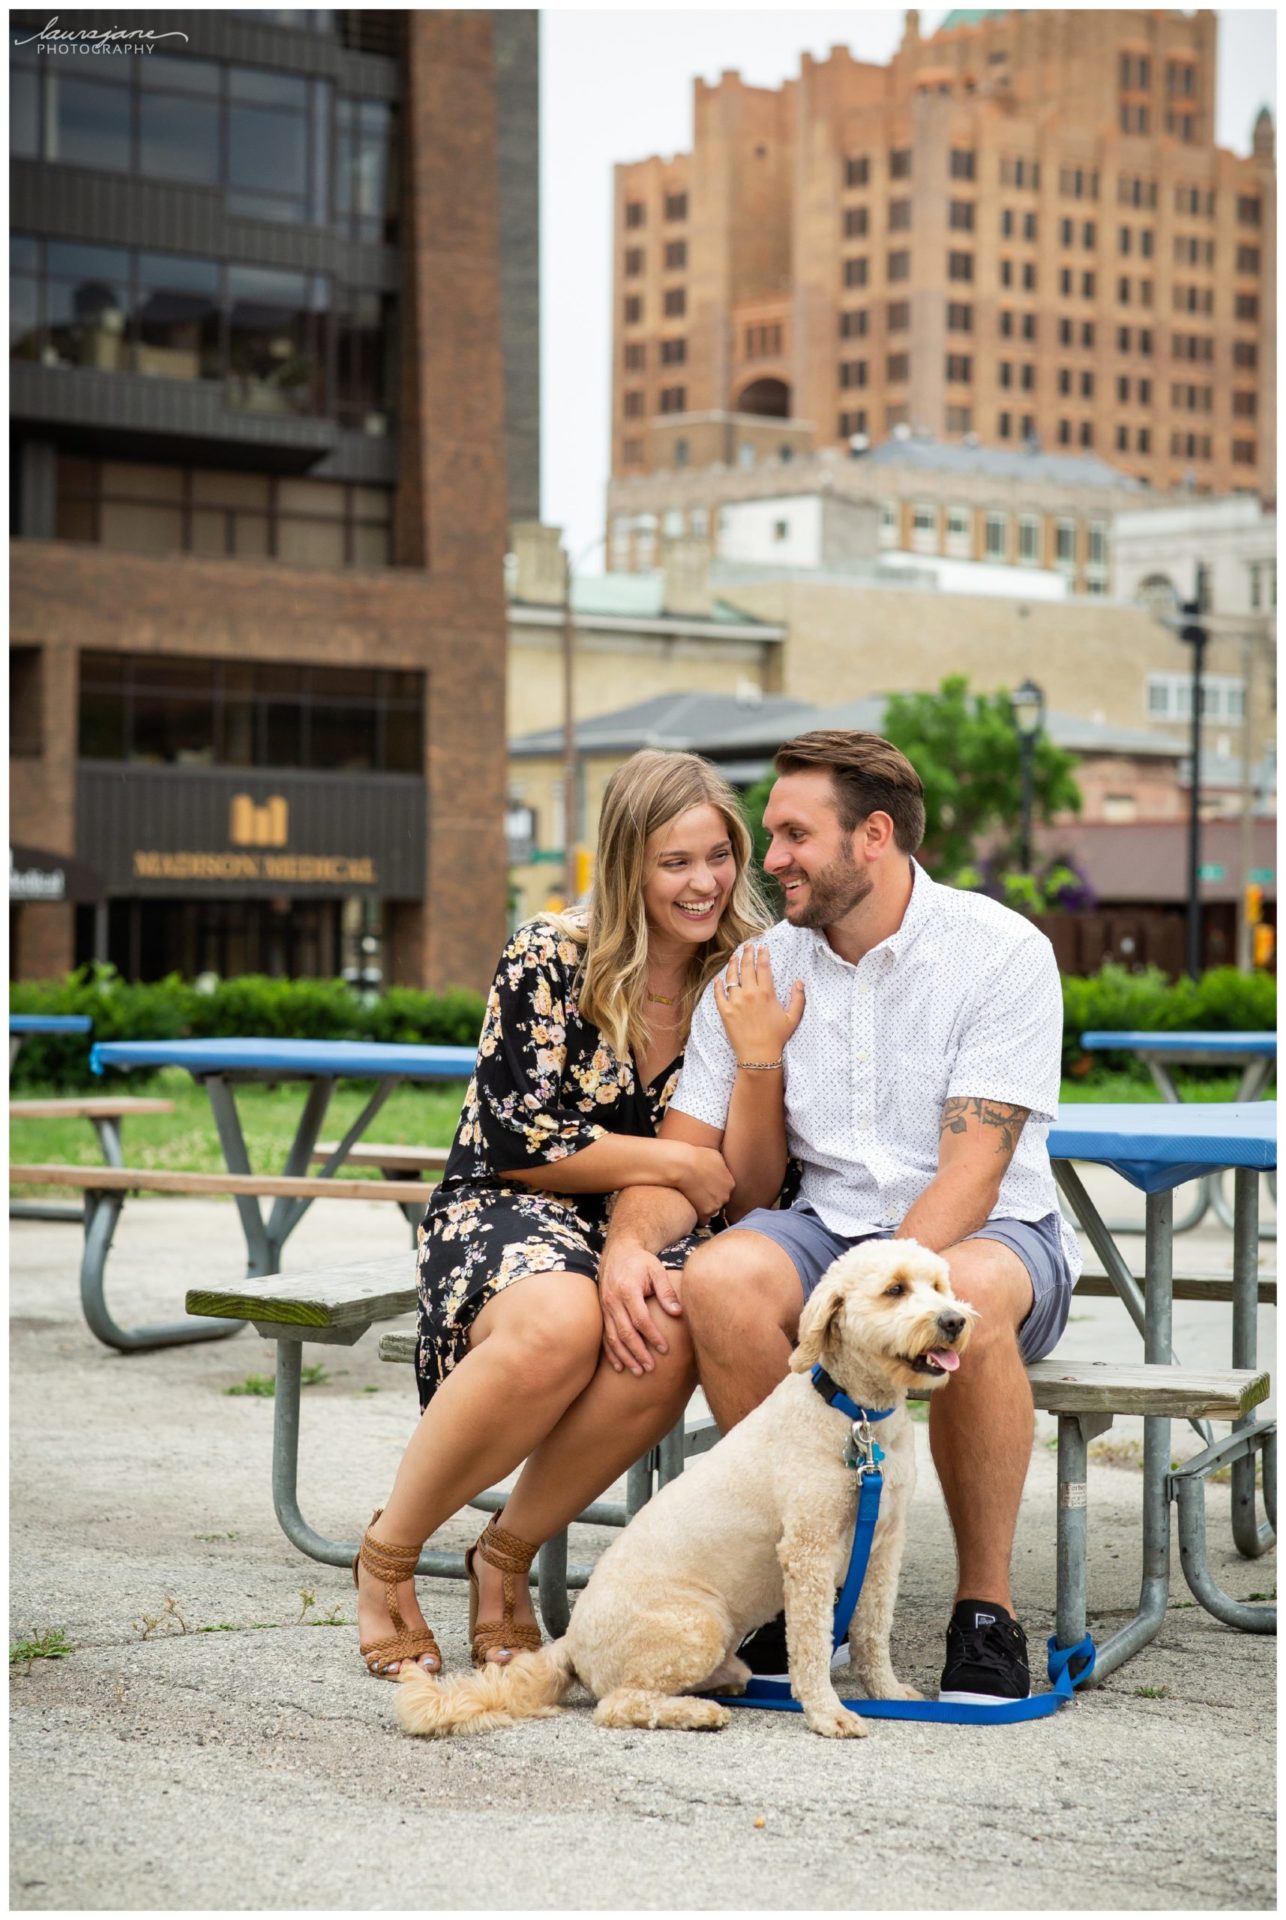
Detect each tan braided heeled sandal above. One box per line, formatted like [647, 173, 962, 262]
[465, 1516, 543, 1668]
[352, 1508, 442, 1679]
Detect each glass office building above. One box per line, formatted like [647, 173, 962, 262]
[10, 9, 539, 988]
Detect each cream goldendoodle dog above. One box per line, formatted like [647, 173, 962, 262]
[396, 1238, 973, 1741]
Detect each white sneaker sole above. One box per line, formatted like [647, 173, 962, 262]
[937, 1686, 1031, 1706]
[745, 1646, 851, 1685]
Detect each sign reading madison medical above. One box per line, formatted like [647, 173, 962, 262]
[76, 764, 425, 900]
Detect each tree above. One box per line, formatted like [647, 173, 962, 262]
[880, 676, 1081, 876]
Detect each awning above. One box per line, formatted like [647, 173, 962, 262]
[9, 845, 102, 904]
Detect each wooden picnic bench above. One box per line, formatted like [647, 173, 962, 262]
[9, 1096, 176, 1224]
[10, 1164, 432, 1355]
[184, 1251, 1273, 1659]
[310, 1142, 449, 1234]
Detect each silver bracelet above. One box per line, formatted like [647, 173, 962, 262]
[736, 1058, 784, 1071]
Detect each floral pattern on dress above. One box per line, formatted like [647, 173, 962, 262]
[414, 921, 703, 1409]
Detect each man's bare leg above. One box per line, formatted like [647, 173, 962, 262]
[928, 1238, 1036, 1613]
[682, 1231, 805, 1432]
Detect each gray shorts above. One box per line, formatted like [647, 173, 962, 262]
[726, 1203, 1074, 1364]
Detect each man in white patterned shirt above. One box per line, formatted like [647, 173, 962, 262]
[597, 729, 1080, 1704]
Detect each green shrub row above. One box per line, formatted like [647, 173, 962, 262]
[10, 960, 1275, 1092]
[1061, 964, 1276, 1078]
[9, 966, 488, 1091]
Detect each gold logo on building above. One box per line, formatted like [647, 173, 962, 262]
[230, 794, 289, 848]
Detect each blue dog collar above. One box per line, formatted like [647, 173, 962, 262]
[809, 1363, 896, 1427]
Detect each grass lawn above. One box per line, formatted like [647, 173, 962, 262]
[9, 1065, 1253, 1198]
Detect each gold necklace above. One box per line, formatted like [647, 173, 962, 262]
[646, 989, 679, 1006]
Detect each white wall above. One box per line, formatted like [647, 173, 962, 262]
[716, 496, 823, 567]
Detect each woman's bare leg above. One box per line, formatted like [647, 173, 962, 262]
[355, 1270, 602, 1671]
[499, 1296, 696, 1547]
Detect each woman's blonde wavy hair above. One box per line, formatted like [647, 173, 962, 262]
[552, 749, 770, 1066]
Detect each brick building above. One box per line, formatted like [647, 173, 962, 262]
[9, 9, 538, 990]
[610, 8, 1275, 503]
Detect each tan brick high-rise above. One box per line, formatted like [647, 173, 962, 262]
[611, 8, 1275, 503]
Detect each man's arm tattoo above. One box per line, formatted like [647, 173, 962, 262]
[939, 1096, 1030, 1158]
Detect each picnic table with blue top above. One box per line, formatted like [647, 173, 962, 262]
[89, 1037, 476, 1279]
[1048, 1100, 1276, 1677]
[10, 1012, 92, 1069]
[1080, 1030, 1277, 1233]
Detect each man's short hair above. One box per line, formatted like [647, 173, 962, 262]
[773, 729, 926, 855]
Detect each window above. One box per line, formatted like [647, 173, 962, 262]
[658, 385, 686, 413]
[1233, 441, 1257, 466]
[949, 200, 975, 231]
[1061, 318, 1075, 347]
[947, 302, 973, 332]
[1002, 311, 1016, 339]
[1055, 519, 1077, 568]
[1147, 672, 1246, 723]
[911, 503, 938, 552]
[885, 402, 909, 430]
[844, 257, 870, 288]
[1139, 329, 1153, 356]
[1023, 313, 1038, 342]
[1082, 271, 1096, 297]
[1058, 419, 1071, 446]
[1248, 561, 1276, 610]
[334, 94, 397, 243]
[1232, 390, 1256, 418]
[624, 248, 643, 277]
[839, 359, 867, 389]
[1020, 363, 1035, 392]
[945, 504, 971, 555]
[1060, 216, 1074, 247]
[664, 288, 686, 318]
[1080, 370, 1094, 398]
[887, 352, 910, 382]
[659, 337, 687, 364]
[664, 191, 687, 220]
[999, 360, 1012, 389]
[1235, 294, 1259, 322]
[621, 438, 643, 465]
[886, 300, 910, 332]
[947, 251, 974, 282]
[1118, 227, 1132, 256]
[623, 343, 645, 371]
[1236, 246, 1260, 274]
[888, 251, 910, 282]
[1116, 424, 1129, 451]
[625, 201, 645, 229]
[945, 354, 972, 382]
[623, 391, 643, 419]
[744, 323, 782, 357]
[674, 442, 689, 470]
[985, 510, 1008, 559]
[844, 207, 869, 238]
[950, 149, 976, 180]
[1140, 229, 1153, 258]
[889, 149, 912, 180]
[998, 410, 1012, 439]
[1059, 267, 1071, 295]
[845, 155, 869, 188]
[1237, 196, 1261, 226]
[1234, 341, 1258, 370]
[1003, 259, 1015, 289]
[1119, 52, 1150, 90]
[664, 240, 687, 270]
[1138, 427, 1150, 454]
[946, 404, 973, 433]
[1018, 515, 1041, 564]
[1002, 208, 1016, 239]
[889, 199, 912, 231]
[1060, 167, 1099, 200]
[838, 409, 868, 439]
[623, 295, 642, 324]
[1059, 368, 1072, 396]
[1080, 321, 1094, 348]
[1022, 262, 1037, 291]
[1079, 421, 1093, 448]
[839, 309, 869, 339]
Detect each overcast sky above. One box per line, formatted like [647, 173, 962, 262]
[539, 6, 1278, 569]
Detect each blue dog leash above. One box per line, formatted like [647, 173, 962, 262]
[716, 1365, 1095, 1725]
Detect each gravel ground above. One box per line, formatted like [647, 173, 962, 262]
[9, 1175, 1276, 1911]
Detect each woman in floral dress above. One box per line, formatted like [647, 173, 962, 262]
[353, 750, 803, 1679]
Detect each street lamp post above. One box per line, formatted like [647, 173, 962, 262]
[1009, 677, 1046, 872]
[560, 534, 607, 903]
[1177, 595, 1208, 979]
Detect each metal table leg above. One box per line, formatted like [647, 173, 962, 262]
[1230, 1167, 1275, 1559]
[79, 1189, 246, 1352]
[204, 1075, 277, 1278]
[1083, 1189, 1177, 1683]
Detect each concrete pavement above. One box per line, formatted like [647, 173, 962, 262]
[9, 1172, 1277, 1911]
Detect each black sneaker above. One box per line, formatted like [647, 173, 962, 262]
[737, 1609, 849, 1683]
[939, 1599, 1031, 1704]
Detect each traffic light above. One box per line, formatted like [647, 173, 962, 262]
[1253, 922, 1275, 970]
[1245, 884, 1264, 926]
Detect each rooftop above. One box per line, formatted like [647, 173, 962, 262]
[864, 436, 1144, 490]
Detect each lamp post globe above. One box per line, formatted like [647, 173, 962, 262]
[1009, 678, 1046, 871]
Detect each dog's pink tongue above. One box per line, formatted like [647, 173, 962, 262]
[927, 1349, 960, 1372]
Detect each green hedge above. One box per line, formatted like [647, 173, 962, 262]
[9, 966, 488, 1091]
[1061, 964, 1277, 1078]
[10, 961, 1275, 1092]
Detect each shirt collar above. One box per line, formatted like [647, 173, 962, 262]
[801, 857, 936, 968]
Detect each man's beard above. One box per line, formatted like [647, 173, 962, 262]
[781, 842, 873, 928]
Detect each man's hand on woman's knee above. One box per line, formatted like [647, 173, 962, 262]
[597, 1241, 682, 1376]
